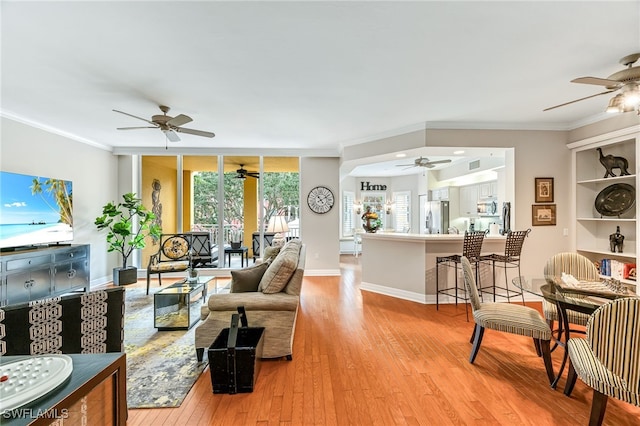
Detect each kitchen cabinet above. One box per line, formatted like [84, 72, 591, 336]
[459, 185, 479, 216]
[570, 126, 638, 292]
[478, 181, 497, 199]
[1, 244, 90, 306]
[430, 187, 450, 201]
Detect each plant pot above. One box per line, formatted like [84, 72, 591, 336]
[230, 242, 242, 249]
[113, 267, 138, 285]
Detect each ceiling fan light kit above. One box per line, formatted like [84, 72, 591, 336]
[545, 52, 640, 115]
[113, 105, 215, 142]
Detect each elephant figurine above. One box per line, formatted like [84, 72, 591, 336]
[609, 226, 624, 253]
[597, 148, 630, 178]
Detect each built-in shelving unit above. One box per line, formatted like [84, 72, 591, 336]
[570, 126, 639, 292]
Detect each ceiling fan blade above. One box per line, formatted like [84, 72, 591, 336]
[166, 114, 192, 127]
[543, 89, 616, 111]
[571, 76, 622, 87]
[174, 127, 215, 138]
[163, 129, 181, 142]
[116, 126, 157, 130]
[395, 163, 414, 167]
[425, 159, 452, 165]
[112, 109, 156, 125]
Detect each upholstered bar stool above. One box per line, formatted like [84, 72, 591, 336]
[436, 230, 487, 321]
[478, 229, 531, 303]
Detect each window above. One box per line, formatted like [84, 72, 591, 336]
[362, 193, 386, 229]
[394, 191, 411, 232]
[342, 191, 355, 237]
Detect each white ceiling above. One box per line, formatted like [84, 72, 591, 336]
[2, 1, 640, 158]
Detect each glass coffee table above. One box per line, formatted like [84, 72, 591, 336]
[154, 276, 214, 330]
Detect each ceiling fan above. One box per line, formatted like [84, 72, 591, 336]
[544, 53, 640, 113]
[396, 156, 452, 169]
[113, 105, 215, 142]
[235, 164, 259, 179]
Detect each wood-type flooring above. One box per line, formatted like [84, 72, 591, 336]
[123, 256, 640, 425]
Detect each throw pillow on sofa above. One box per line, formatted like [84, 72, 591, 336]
[263, 246, 281, 262]
[259, 239, 301, 294]
[231, 262, 270, 292]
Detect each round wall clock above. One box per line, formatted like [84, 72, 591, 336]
[307, 186, 335, 214]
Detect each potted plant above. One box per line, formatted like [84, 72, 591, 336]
[229, 227, 243, 249]
[95, 192, 161, 285]
[361, 206, 382, 233]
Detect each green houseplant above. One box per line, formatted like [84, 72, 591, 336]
[95, 192, 161, 285]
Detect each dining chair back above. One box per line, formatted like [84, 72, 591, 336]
[542, 252, 599, 332]
[461, 256, 555, 385]
[565, 297, 640, 425]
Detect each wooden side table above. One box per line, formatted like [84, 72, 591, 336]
[225, 246, 249, 268]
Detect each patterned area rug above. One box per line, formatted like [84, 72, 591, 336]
[124, 287, 208, 409]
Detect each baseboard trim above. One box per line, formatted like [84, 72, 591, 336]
[360, 281, 544, 305]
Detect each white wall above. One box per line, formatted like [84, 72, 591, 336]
[1, 117, 119, 286]
[300, 157, 341, 274]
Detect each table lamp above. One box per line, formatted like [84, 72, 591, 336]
[267, 216, 289, 247]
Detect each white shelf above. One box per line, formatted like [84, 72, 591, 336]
[577, 248, 636, 259]
[577, 217, 636, 222]
[577, 174, 636, 185]
[573, 132, 639, 297]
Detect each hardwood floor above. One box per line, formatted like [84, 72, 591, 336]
[124, 256, 640, 425]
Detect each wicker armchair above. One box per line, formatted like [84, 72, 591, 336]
[565, 297, 640, 426]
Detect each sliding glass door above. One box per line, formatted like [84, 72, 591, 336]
[141, 155, 299, 269]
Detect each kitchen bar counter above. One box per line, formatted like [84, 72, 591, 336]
[360, 232, 506, 304]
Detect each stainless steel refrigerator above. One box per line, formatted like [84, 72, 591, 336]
[420, 199, 450, 234]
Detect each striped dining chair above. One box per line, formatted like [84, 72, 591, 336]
[461, 256, 555, 385]
[565, 297, 640, 426]
[543, 252, 599, 335]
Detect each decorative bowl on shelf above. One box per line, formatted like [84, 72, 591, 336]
[594, 183, 636, 217]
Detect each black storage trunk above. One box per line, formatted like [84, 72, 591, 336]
[208, 310, 265, 394]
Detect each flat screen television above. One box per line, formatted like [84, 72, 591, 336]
[0, 171, 73, 250]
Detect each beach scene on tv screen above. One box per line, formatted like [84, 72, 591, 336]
[0, 171, 73, 248]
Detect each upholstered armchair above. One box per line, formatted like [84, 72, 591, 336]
[146, 233, 217, 295]
[461, 256, 555, 385]
[565, 297, 640, 426]
[543, 252, 599, 333]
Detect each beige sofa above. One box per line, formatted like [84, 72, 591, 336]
[195, 241, 306, 361]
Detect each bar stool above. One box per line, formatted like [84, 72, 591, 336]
[436, 230, 487, 321]
[479, 229, 530, 303]
[353, 228, 363, 257]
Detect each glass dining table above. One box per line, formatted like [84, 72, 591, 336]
[512, 276, 635, 389]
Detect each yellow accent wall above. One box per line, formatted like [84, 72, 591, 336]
[141, 156, 177, 267]
[244, 177, 258, 255]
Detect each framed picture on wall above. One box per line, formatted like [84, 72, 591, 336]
[535, 177, 554, 203]
[532, 204, 556, 226]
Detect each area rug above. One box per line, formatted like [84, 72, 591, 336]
[124, 287, 208, 409]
